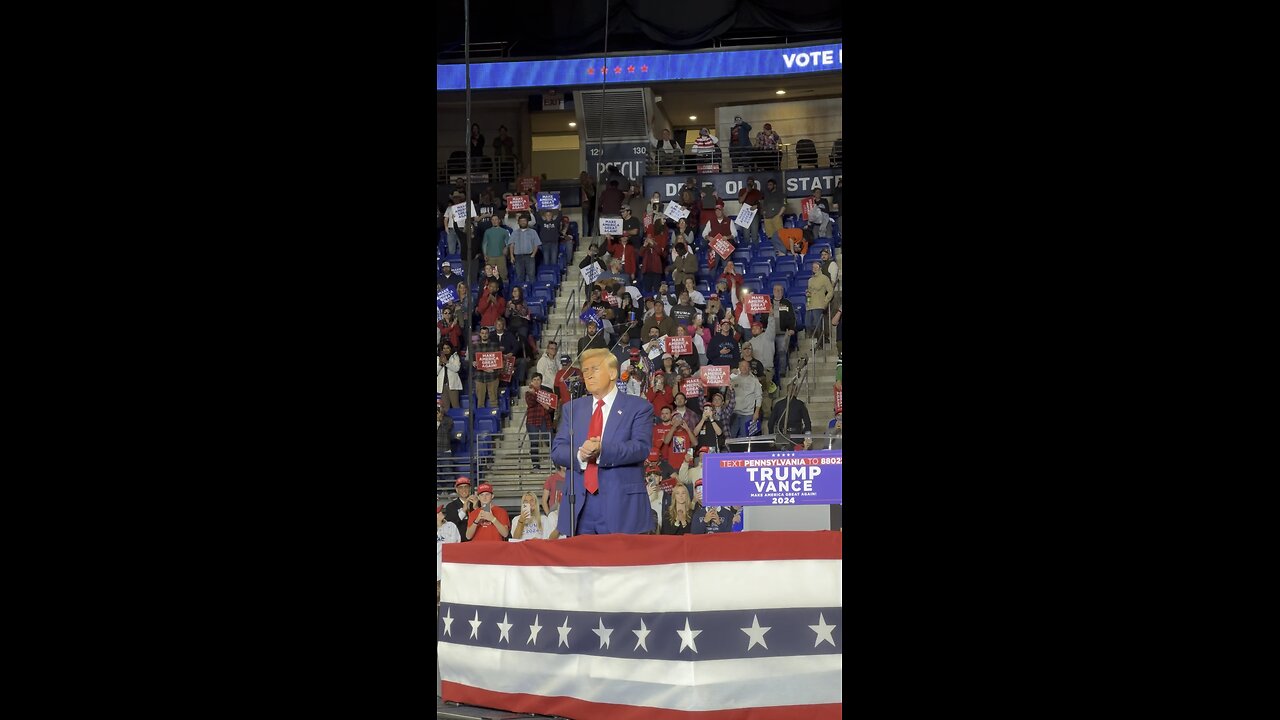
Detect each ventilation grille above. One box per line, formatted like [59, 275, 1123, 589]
[577, 88, 649, 141]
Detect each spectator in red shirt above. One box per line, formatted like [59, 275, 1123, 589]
[477, 279, 507, 328]
[437, 306, 462, 352]
[605, 233, 638, 280]
[639, 235, 666, 296]
[525, 373, 556, 470]
[552, 354, 583, 424]
[541, 466, 566, 515]
[465, 483, 510, 542]
[659, 410, 694, 472]
[646, 372, 675, 417]
[718, 261, 745, 310]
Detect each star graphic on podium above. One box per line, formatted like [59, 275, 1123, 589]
[676, 617, 702, 654]
[740, 614, 772, 651]
[528, 614, 543, 645]
[469, 609, 482, 639]
[557, 616, 573, 647]
[632, 618, 652, 652]
[442, 607, 454, 637]
[497, 612, 513, 644]
[592, 618, 614, 649]
[809, 613, 837, 648]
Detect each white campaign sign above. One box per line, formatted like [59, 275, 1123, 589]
[581, 263, 603, 285]
[599, 217, 624, 235]
[734, 204, 757, 229]
[663, 201, 690, 222]
[450, 202, 471, 224]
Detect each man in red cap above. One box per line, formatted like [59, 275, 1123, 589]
[466, 483, 510, 542]
[441, 477, 479, 541]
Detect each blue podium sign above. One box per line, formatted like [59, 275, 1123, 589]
[702, 450, 842, 506]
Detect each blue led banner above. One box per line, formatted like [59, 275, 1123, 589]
[438, 43, 842, 91]
[702, 450, 843, 506]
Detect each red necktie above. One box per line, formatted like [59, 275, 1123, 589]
[584, 399, 604, 494]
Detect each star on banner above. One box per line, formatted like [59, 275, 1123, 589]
[632, 618, 651, 652]
[587, 67, 595, 75]
[640, 64, 648, 72]
[592, 618, 614, 649]
[676, 617, 702, 654]
[442, 607, 454, 637]
[557, 616, 573, 647]
[809, 612, 837, 648]
[741, 614, 771, 651]
[614, 66, 622, 74]
[627, 65, 635, 73]
[497, 612, 513, 644]
[528, 614, 543, 645]
[469, 610, 482, 639]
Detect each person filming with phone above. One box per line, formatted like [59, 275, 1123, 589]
[465, 483, 510, 542]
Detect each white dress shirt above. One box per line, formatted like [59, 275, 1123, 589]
[577, 386, 620, 469]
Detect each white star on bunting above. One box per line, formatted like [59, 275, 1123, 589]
[469, 610, 483, 639]
[740, 614, 771, 651]
[528, 614, 543, 646]
[632, 618, 651, 652]
[497, 612, 513, 644]
[676, 617, 702, 654]
[557, 616, 573, 648]
[442, 608, 454, 637]
[592, 618, 614, 649]
[809, 612, 837, 648]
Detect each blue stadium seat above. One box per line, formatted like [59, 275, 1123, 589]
[810, 242, 832, 257]
[475, 416, 499, 436]
[537, 267, 560, 285]
[742, 279, 764, 295]
[527, 299, 547, 322]
[748, 260, 773, 277]
[767, 272, 794, 290]
[731, 250, 752, 267]
[531, 286, 554, 307]
[774, 258, 798, 275]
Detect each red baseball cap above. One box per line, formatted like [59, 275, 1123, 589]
[660, 477, 678, 490]
[647, 450, 661, 462]
[455, 477, 472, 487]
[698, 447, 711, 455]
[751, 322, 763, 330]
[694, 479, 703, 487]
[476, 483, 494, 494]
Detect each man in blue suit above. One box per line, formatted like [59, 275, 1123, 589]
[552, 348, 655, 536]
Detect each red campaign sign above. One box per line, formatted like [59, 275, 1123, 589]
[745, 294, 772, 314]
[711, 236, 735, 260]
[507, 195, 531, 212]
[699, 365, 730, 387]
[518, 177, 541, 193]
[643, 212, 653, 229]
[665, 336, 693, 355]
[500, 354, 516, 383]
[834, 385, 842, 415]
[697, 163, 720, 174]
[475, 351, 503, 371]
[536, 389, 558, 409]
[603, 292, 621, 307]
[801, 197, 815, 221]
[680, 377, 704, 397]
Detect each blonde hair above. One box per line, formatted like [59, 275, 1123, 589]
[666, 483, 692, 527]
[579, 349, 618, 377]
[514, 492, 544, 539]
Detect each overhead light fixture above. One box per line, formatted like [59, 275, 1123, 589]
[689, 115, 697, 120]
[776, 90, 786, 95]
[569, 122, 577, 127]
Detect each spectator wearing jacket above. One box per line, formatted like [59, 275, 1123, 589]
[760, 178, 787, 249]
[437, 307, 462, 353]
[670, 240, 698, 288]
[707, 317, 741, 367]
[651, 128, 684, 173]
[599, 179, 626, 216]
[639, 235, 665, 296]
[477, 279, 506, 328]
[729, 116, 753, 171]
[736, 177, 763, 246]
[742, 302, 780, 375]
[640, 304, 678, 339]
[437, 261, 464, 292]
[493, 317, 526, 393]
[702, 207, 734, 247]
[771, 284, 798, 379]
[729, 359, 762, 438]
[806, 262, 835, 347]
[473, 326, 501, 408]
[525, 373, 555, 470]
[437, 343, 463, 411]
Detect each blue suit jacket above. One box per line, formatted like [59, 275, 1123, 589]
[551, 391, 655, 536]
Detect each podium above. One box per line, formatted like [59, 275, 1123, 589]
[743, 503, 841, 532]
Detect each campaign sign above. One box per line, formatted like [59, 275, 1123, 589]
[436, 287, 457, 307]
[700, 365, 730, 387]
[579, 308, 604, 328]
[535, 389, 558, 409]
[599, 217, 624, 235]
[711, 236, 736, 259]
[535, 191, 561, 210]
[801, 197, 815, 221]
[475, 351, 503, 371]
[744, 294, 772, 314]
[666, 336, 693, 355]
[580, 262, 603, 285]
[616, 380, 628, 395]
[701, 450, 843, 506]
[734, 204, 757, 229]
[603, 292, 621, 308]
[697, 163, 721, 174]
[518, 176, 541, 194]
[507, 194, 531, 212]
[834, 385, 842, 414]
[450, 202, 470, 224]
[680, 377, 703, 397]
[663, 201, 690, 222]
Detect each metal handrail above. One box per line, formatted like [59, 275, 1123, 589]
[724, 432, 842, 451]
